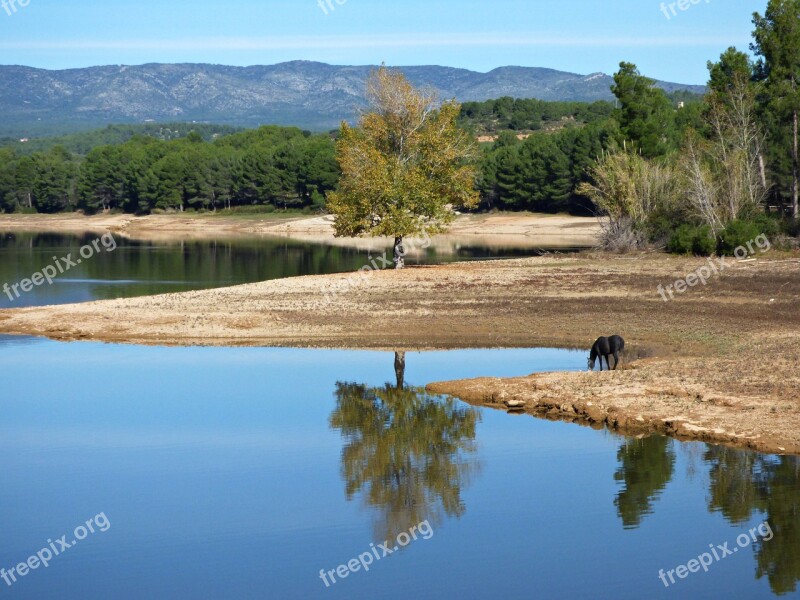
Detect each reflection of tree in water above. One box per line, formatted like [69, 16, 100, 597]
[613, 435, 675, 528]
[704, 446, 767, 524]
[754, 456, 800, 596]
[394, 351, 406, 390]
[702, 446, 800, 596]
[329, 370, 480, 542]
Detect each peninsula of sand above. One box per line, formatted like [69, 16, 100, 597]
[1, 212, 799, 454]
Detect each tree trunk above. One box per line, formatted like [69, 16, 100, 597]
[758, 153, 768, 193]
[393, 236, 405, 269]
[793, 109, 799, 220]
[394, 351, 406, 390]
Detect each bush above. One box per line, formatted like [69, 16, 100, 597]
[692, 226, 717, 255]
[223, 204, 278, 214]
[645, 214, 676, 245]
[668, 224, 715, 256]
[717, 220, 765, 255]
[597, 217, 647, 253]
[667, 225, 695, 254]
[780, 217, 800, 238]
[753, 214, 781, 240]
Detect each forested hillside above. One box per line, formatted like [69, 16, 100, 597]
[0, 127, 338, 214]
[458, 98, 616, 134]
[0, 123, 241, 156]
[0, 91, 703, 217]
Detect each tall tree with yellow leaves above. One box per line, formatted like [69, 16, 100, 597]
[327, 67, 479, 268]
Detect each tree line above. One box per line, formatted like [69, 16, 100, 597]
[0, 123, 240, 156]
[0, 126, 339, 214]
[458, 97, 617, 133]
[0, 101, 669, 217]
[577, 0, 800, 253]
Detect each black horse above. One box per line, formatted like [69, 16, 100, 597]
[588, 335, 625, 371]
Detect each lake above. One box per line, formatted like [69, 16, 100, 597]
[0, 233, 797, 599]
[0, 232, 560, 309]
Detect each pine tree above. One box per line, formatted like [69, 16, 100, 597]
[752, 0, 800, 218]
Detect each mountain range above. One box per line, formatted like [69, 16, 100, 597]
[0, 61, 706, 136]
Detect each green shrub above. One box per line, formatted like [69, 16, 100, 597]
[717, 220, 764, 255]
[645, 214, 677, 244]
[668, 224, 715, 256]
[753, 214, 781, 240]
[667, 225, 695, 254]
[780, 217, 800, 238]
[692, 226, 716, 255]
[223, 204, 279, 214]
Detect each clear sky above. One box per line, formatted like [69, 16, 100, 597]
[0, 0, 766, 84]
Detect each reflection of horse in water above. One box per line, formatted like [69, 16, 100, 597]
[588, 335, 625, 371]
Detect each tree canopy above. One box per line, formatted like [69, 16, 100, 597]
[327, 67, 479, 266]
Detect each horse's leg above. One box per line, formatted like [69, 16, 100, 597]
[613, 350, 620, 370]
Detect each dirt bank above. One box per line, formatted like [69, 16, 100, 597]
[0, 212, 600, 249]
[0, 252, 798, 454]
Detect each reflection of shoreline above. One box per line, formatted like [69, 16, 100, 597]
[261, 233, 592, 255]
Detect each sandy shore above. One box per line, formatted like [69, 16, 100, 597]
[0, 212, 601, 250]
[0, 252, 798, 454]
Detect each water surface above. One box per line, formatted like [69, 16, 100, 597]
[0, 232, 562, 308]
[0, 339, 796, 599]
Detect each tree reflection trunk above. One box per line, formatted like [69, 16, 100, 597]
[393, 236, 405, 269]
[394, 351, 406, 390]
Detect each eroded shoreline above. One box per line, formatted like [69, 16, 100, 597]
[0, 212, 601, 249]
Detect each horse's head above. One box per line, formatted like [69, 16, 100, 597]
[587, 356, 595, 371]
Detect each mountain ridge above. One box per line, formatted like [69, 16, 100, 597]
[0, 61, 706, 136]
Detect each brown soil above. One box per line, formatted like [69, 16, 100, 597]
[0, 245, 798, 454]
[0, 212, 600, 249]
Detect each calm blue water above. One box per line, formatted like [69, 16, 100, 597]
[0, 233, 560, 309]
[0, 337, 795, 599]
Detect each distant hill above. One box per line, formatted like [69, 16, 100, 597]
[0, 61, 706, 137]
[0, 123, 242, 155]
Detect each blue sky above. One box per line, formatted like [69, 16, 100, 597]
[0, 0, 765, 84]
